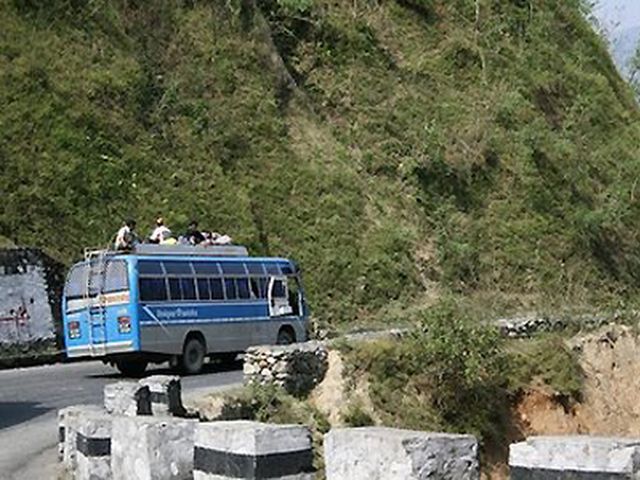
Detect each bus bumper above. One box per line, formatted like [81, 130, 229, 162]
[66, 340, 135, 358]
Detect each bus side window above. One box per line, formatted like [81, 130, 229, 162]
[139, 278, 167, 302]
[197, 278, 211, 300]
[237, 278, 251, 299]
[210, 278, 224, 300]
[180, 278, 197, 300]
[168, 278, 182, 301]
[224, 278, 237, 300]
[250, 278, 261, 298]
[258, 278, 268, 298]
[272, 279, 286, 298]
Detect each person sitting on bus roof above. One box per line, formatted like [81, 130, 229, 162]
[202, 231, 233, 246]
[148, 217, 172, 244]
[184, 220, 205, 245]
[114, 219, 139, 250]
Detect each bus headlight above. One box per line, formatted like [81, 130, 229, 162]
[68, 321, 81, 339]
[118, 316, 131, 334]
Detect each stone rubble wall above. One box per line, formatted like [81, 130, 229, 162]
[243, 341, 329, 397]
[495, 315, 614, 338]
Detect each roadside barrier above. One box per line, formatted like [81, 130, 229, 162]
[72, 411, 113, 480]
[193, 421, 315, 480]
[139, 375, 185, 416]
[111, 416, 197, 480]
[103, 381, 151, 416]
[58, 405, 104, 469]
[324, 427, 480, 480]
[510, 436, 640, 478]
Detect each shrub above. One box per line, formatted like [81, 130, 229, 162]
[348, 298, 511, 444]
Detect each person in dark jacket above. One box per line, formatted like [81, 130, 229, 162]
[184, 220, 205, 245]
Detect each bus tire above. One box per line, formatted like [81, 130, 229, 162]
[276, 327, 296, 345]
[181, 337, 206, 375]
[115, 359, 148, 377]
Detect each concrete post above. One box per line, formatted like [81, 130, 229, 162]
[73, 411, 113, 480]
[510, 436, 640, 478]
[193, 421, 315, 479]
[58, 405, 104, 470]
[139, 375, 185, 416]
[103, 381, 151, 416]
[111, 416, 197, 480]
[324, 427, 479, 480]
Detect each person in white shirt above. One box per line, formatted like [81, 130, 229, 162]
[114, 219, 138, 250]
[149, 217, 172, 244]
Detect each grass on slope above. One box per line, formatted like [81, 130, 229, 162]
[1, 0, 640, 325]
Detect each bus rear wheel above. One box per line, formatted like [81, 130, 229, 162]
[115, 360, 148, 377]
[181, 337, 206, 375]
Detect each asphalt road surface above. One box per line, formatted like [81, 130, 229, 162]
[0, 360, 243, 479]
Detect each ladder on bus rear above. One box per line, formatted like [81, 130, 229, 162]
[84, 249, 109, 356]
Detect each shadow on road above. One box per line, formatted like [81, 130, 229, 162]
[85, 360, 243, 380]
[0, 401, 51, 430]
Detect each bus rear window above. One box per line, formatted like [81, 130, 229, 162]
[66, 260, 129, 299]
[104, 260, 128, 292]
[65, 264, 88, 299]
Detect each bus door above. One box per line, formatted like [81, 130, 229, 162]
[268, 277, 293, 317]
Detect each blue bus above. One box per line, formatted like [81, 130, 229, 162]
[62, 244, 308, 375]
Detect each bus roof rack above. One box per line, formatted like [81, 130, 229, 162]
[132, 244, 249, 257]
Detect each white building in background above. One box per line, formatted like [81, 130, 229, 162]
[0, 248, 64, 350]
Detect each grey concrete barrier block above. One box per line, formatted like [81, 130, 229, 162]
[111, 416, 197, 480]
[74, 411, 113, 480]
[104, 381, 151, 416]
[324, 427, 479, 480]
[510, 436, 640, 478]
[58, 405, 104, 469]
[139, 375, 185, 416]
[193, 421, 315, 480]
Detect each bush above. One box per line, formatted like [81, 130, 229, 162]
[348, 299, 510, 443]
[341, 401, 374, 427]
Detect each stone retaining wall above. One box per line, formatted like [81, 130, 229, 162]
[495, 315, 613, 338]
[243, 341, 329, 396]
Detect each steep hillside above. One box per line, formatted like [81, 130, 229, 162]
[1, 0, 640, 324]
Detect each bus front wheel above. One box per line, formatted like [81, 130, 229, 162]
[115, 360, 148, 377]
[181, 337, 206, 375]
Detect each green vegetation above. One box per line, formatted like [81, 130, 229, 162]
[344, 299, 583, 446]
[216, 384, 330, 471]
[2, 0, 640, 324]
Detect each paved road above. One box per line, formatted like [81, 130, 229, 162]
[0, 360, 243, 479]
